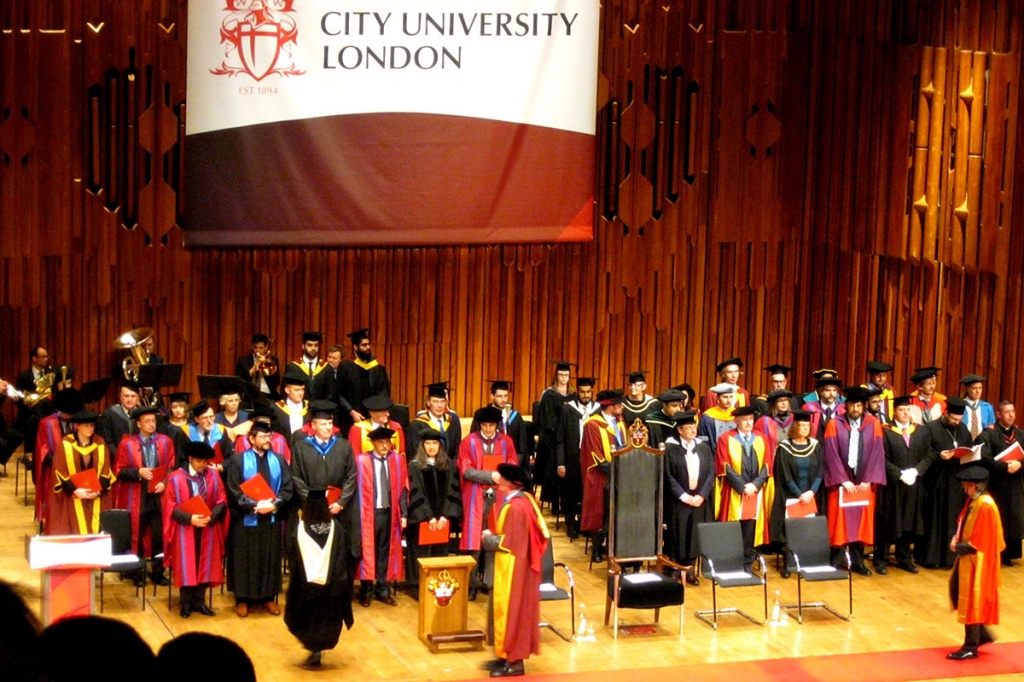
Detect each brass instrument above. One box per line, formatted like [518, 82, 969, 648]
[2, 365, 63, 408]
[255, 338, 278, 377]
[114, 327, 154, 383]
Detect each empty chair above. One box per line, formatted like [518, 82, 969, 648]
[695, 521, 767, 629]
[539, 541, 575, 640]
[783, 516, 853, 623]
[99, 509, 147, 612]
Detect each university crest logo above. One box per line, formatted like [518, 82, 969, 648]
[211, 0, 306, 81]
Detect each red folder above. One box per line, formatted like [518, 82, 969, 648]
[952, 445, 982, 461]
[785, 497, 818, 519]
[482, 455, 503, 472]
[147, 466, 168, 493]
[996, 441, 1024, 462]
[326, 485, 342, 506]
[418, 522, 450, 546]
[839, 487, 871, 508]
[740, 491, 760, 520]
[240, 474, 275, 502]
[70, 469, 101, 492]
[178, 495, 213, 518]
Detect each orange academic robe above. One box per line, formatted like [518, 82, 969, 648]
[952, 493, 1005, 625]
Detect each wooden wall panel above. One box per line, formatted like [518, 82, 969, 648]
[4, 0, 1024, 429]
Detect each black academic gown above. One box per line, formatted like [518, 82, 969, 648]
[645, 411, 676, 450]
[285, 517, 354, 652]
[874, 424, 926, 549]
[768, 439, 826, 546]
[915, 418, 972, 568]
[98, 405, 135, 451]
[533, 388, 571, 505]
[556, 399, 598, 535]
[663, 437, 715, 563]
[975, 424, 1024, 559]
[405, 460, 462, 582]
[290, 435, 361, 566]
[622, 395, 660, 427]
[337, 358, 391, 420]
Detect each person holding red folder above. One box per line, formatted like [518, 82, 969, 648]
[769, 410, 825, 577]
[405, 428, 462, 595]
[355, 426, 408, 607]
[974, 400, 1024, 566]
[226, 421, 293, 617]
[162, 441, 228, 618]
[49, 410, 115, 535]
[113, 404, 176, 587]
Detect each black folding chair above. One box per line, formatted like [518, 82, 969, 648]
[695, 522, 767, 629]
[99, 509, 147, 612]
[539, 541, 575, 641]
[783, 516, 852, 623]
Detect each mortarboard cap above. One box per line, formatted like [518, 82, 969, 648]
[121, 380, 142, 394]
[672, 410, 698, 427]
[843, 386, 870, 403]
[959, 374, 987, 385]
[811, 368, 838, 380]
[576, 377, 596, 388]
[672, 383, 696, 402]
[425, 381, 450, 399]
[166, 392, 191, 405]
[282, 366, 308, 386]
[550, 360, 576, 372]
[866, 361, 894, 373]
[956, 466, 989, 482]
[497, 463, 532, 490]
[79, 377, 113, 405]
[731, 405, 758, 417]
[893, 395, 913, 408]
[946, 396, 967, 415]
[368, 426, 396, 441]
[596, 389, 625, 406]
[346, 328, 370, 344]
[53, 388, 85, 415]
[764, 364, 791, 375]
[815, 376, 842, 388]
[69, 410, 100, 424]
[249, 421, 272, 435]
[363, 395, 394, 412]
[910, 366, 941, 383]
[418, 428, 446, 443]
[474, 406, 504, 424]
[302, 331, 323, 343]
[716, 358, 743, 373]
[184, 441, 216, 460]
[190, 400, 214, 418]
[657, 389, 686, 404]
[791, 409, 812, 422]
[626, 371, 647, 385]
[766, 389, 793, 402]
[130, 405, 161, 420]
[309, 400, 337, 420]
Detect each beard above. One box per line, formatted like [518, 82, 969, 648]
[356, 348, 373, 362]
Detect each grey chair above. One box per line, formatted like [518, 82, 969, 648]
[539, 540, 575, 641]
[99, 509, 147, 612]
[783, 516, 852, 623]
[695, 521, 767, 629]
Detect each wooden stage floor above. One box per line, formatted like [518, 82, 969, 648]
[1, 451, 1020, 682]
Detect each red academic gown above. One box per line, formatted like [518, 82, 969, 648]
[349, 419, 406, 457]
[823, 414, 887, 545]
[355, 449, 409, 581]
[953, 493, 1005, 625]
[714, 429, 774, 545]
[112, 433, 176, 555]
[162, 467, 229, 588]
[492, 492, 549, 662]
[910, 390, 947, 424]
[35, 412, 70, 526]
[49, 435, 115, 535]
[235, 431, 293, 465]
[754, 413, 794, 456]
[579, 413, 626, 533]
[458, 432, 517, 551]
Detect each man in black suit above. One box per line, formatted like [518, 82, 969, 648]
[14, 346, 50, 460]
[235, 333, 281, 403]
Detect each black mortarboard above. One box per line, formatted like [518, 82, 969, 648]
[551, 360, 576, 372]
[959, 374, 987, 385]
[121, 380, 142, 394]
[843, 386, 870, 403]
[282, 366, 308, 386]
[69, 410, 99, 424]
[249, 406, 275, 421]
[249, 421, 272, 436]
[946, 396, 967, 415]
[368, 426, 396, 441]
[80, 377, 113, 405]
[657, 389, 686, 404]
[166, 392, 191, 405]
[815, 376, 842, 388]
[346, 328, 370, 344]
[425, 381, 450, 399]
[363, 395, 394, 412]
[497, 463, 532, 490]
[672, 383, 696, 402]
[418, 428, 446, 443]
[474, 406, 504, 423]
[910, 366, 941, 383]
[197, 375, 248, 401]
[309, 400, 337, 420]
[596, 389, 625, 406]
[766, 389, 794, 402]
[731, 405, 758, 417]
[488, 380, 513, 393]
[130, 405, 161, 420]
[190, 400, 214, 418]
[137, 363, 183, 389]
[764, 364, 791, 375]
[866, 361, 894, 373]
[626, 371, 647, 384]
[893, 395, 913, 408]
[53, 388, 85, 415]
[716, 358, 743, 373]
[792, 410, 812, 422]
[811, 368, 838, 379]
[302, 331, 323, 343]
[864, 387, 883, 399]
[672, 410, 698, 427]
[956, 466, 989, 482]
[577, 377, 596, 388]
[184, 441, 216, 460]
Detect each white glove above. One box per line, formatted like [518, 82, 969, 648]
[899, 469, 918, 486]
[680, 493, 693, 504]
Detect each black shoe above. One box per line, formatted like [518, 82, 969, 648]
[850, 564, 872, 576]
[304, 651, 322, 668]
[874, 564, 888, 575]
[946, 648, 978, 660]
[779, 566, 791, 579]
[897, 561, 919, 573]
[490, 661, 525, 677]
[686, 571, 700, 586]
[979, 627, 996, 646]
[482, 658, 507, 672]
[468, 586, 478, 602]
[151, 573, 170, 587]
[359, 594, 373, 607]
[179, 605, 192, 618]
[194, 603, 215, 616]
[592, 552, 605, 564]
[378, 595, 398, 606]
[1002, 558, 1015, 567]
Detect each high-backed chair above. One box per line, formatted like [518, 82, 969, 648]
[603, 420, 686, 639]
[783, 516, 853, 623]
[694, 521, 768, 629]
[539, 541, 575, 641]
[98, 509, 147, 612]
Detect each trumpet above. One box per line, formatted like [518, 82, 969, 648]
[254, 338, 278, 377]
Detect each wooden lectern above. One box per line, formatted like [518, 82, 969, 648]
[27, 534, 113, 624]
[417, 555, 485, 653]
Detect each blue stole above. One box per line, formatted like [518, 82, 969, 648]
[241, 448, 282, 527]
[306, 434, 337, 456]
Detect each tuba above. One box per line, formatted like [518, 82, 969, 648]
[114, 327, 153, 383]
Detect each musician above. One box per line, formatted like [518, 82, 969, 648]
[142, 335, 164, 364]
[235, 333, 280, 401]
[0, 379, 25, 470]
[97, 381, 142, 449]
[14, 346, 49, 459]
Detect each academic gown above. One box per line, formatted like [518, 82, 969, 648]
[803, 401, 845, 441]
[406, 459, 462, 578]
[112, 432, 177, 555]
[975, 424, 1024, 558]
[471, 407, 531, 465]
[769, 438, 825, 547]
[97, 405, 135, 453]
[289, 358, 330, 400]
[338, 357, 391, 419]
[458, 432, 517, 550]
[663, 437, 715, 563]
[49, 435, 115, 535]
[354, 449, 408, 582]
[348, 419, 406, 458]
[226, 448, 293, 600]
[755, 413, 795, 456]
[556, 400, 599, 531]
[487, 492, 549, 662]
[701, 387, 750, 412]
[951, 493, 1004, 625]
[290, 435, 361, 567]
[285, 517, 355, 652]
[621, 395, 660, 427]
[697, 407, 735, 447]
[910, 391, 947, 425]
[235, 431, 293, 466]
[184, 423, 235, 469]
[161, 466, 229, 588]
[645, 411, 678, 450]
[915, 418, 972, 567]
[271, 400, 309, 444]
[874, 424, 927, 549]
[578, 413, 626, 533]
[714, 430, 774, 545]
[533, 387, 571, 505]
[822, 415, 886, 546]
[407, 410, 463, 460]
[34, 412, 72, 526]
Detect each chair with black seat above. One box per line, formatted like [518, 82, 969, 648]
[603, 419, 687, 639]
[782, 516, 852, 623]
[390, 403, 410, 430]
[99, 509, 147, 612]
[539, 540, 575, 640]
[695, 521, 768, 629]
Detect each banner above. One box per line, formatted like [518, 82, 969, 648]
[183, 0, 599, 247]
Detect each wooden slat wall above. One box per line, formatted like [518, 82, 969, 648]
[2, 0, 1024, 423]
